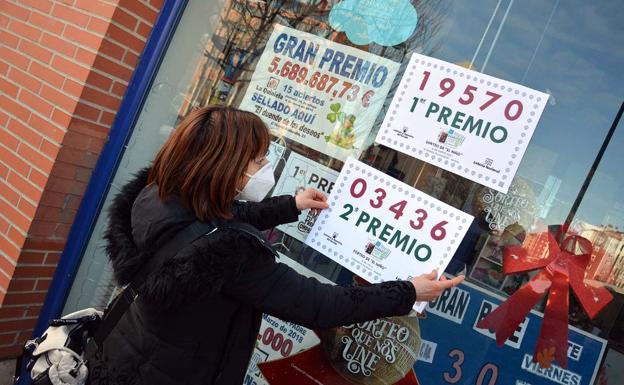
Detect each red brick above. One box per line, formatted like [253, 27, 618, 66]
[17, 39, 53, 64]
[0, 13, 8, 28]
[99, 39, 125, 60]
[122, 0, 159, 24]
[0, 78, 19, 98]
[35, 279, 51, 291]
[54, 222, 71, 238]
[63, 24, 102, 51]
[2, 2, 31, 21]
[7, 170, 43, 202]
[75, 0, 116, 18]
[0, 110, 8, 126]
[17, 143, 54, 172]
[81, 86, 120, 111]
[0, 307, 25, 319]
[0, 179, 20, 205]
[12, 264, 56, 279]
[100, 111, 116, 126]
[68, 118, 108, 139]
[7, 225, 25, 245]
[74, 165, 92, 182]
[61, 131, 91, 150]
[0, 60, 9, 76]
[17, 329, 34, 343]
[123, 50, 139, 67]
[73, 102, 100, 121]
[8, 279, 36, 292]
[50, 162, 76, 179]
[18, 251, 45, 265]
[50, 3, 89, 27]
[30, 61, 64, 89]
[3, 292, 46, 306]
[40, 84, 77, 113]
[39, 139, 59, 159]
[25, 305, 43, 316]
[55, 147, 98, 169]
[0, 333, 17, 345]
[41, 33, 77, 58]
[106, 24, 145, 54]
[0, 215, 9, 233]
[0, 129, 19, 151]
[44, 252, 62, 264]
[0, 196, 31, 230]
[61, 78, 82, 97]
[7, 118, 43, 148]
[115, 9, 138, 31]
[7, 67, 41, 93]
[21, 238, 64, 250]
[18, 90, 54, 118]
[17, 198, 37, 218]
[0, 94, 31, 123]
[0, 144, 30, 176]
[51, 108, 72, 129]
[27, 168, 47, 189]
[136, 21, 152, 39]
[87, 16, 109, 35]
[0, 29, 20, 49]
[110, 81, 126, 97]
[150, 0, 164, 10]
[91, 54, 132, 82]
[74, 47, 97, 66]
[0, 233, 21, 261]
[28, 11, 64, 35]
[20, 0, 53, 14]
[0, 46, 30, 72]
[46, 174, 87, 194]
[8, 19, 41, 42]
[84, 69, 114, 91]
[29, 113, 65, 143]
[51, 55, 90, 81]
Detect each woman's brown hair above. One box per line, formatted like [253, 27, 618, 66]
[148, 105, 270, 221]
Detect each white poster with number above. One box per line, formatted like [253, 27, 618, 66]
[306, 157, 473, 312]
[376, 53, 548, 193]
[272, 152, 339, 242]
[240, 24, 399, 161]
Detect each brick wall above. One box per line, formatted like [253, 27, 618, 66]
[0, 0, 164, 358]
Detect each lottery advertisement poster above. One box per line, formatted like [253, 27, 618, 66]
[272, 152, 339, 242]
[376, 53, 549, 193]
[240, 24, 399, 161]
[306, 157, 473, 311]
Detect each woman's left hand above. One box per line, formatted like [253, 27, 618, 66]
[295, 188, 330, 214]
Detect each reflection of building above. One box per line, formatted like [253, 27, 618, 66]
[574, 221, 624, 289]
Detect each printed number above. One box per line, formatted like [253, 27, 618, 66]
[410, 209, 428, 230]
[287, 64, 300, 80]
[261, 327, 293, 357]
[389, 200, 407, 219]
[346, 84, 360, 102]
[476, 363, 499, 385]
[350, 178, 367, 198]
[439, 78, 455, 97]
[430, 221, 448, 241]
[326, 76, 338, 92]
[317, 74, 329, 90]
[419, 70, 431, 90]
[480, 91, 501, 111]
[504, 100, 523, 121]
[339, 203, 354, 221]
[309, 72, 321, 88]
[268, 57, 280, 73]
[280, 61, 292, 77]
[459, 85, 477, 105]
[339, 81, 352, 98]
[443, 349, 464, 384]
[369, 188, 386, 208]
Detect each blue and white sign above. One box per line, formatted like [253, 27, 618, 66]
[415, 280, 606, 385]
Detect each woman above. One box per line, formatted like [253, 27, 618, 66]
[102, 105, 463, 385]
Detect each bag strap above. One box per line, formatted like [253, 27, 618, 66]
[89, 221, 216, 350]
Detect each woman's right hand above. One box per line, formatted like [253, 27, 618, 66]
[410, 270, 464, 302]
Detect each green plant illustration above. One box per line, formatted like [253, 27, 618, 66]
[325, 102, 357, 149]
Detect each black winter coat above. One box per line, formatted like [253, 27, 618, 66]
[101, 168, 417, 385]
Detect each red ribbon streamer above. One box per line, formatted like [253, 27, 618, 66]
[477, 227, 613, 368]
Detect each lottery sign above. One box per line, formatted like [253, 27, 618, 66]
[306, 157, 473, 311]
[376, 53, 548, 193]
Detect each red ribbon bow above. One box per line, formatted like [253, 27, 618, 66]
[477, 226, 613, 368]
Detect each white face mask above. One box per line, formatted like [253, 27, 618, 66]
[236, 162, 275, 202]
